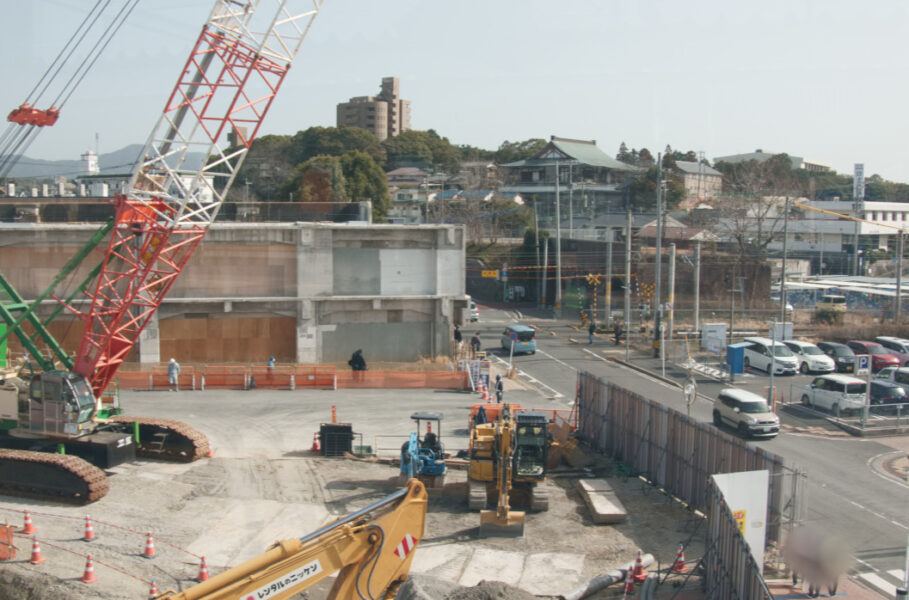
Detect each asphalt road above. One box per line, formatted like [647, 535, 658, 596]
[471, 304, 909, 598]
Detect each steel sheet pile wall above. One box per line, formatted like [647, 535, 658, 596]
[576, 371, 793, 541]
[705, 478, 774, 600]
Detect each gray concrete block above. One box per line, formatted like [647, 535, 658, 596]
[577, 478, 628, 524]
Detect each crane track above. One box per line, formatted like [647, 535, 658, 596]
[0, 449, 109, 504]
[109, 416, 210, 462]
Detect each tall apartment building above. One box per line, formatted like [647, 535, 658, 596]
[336, 77, 411, 141]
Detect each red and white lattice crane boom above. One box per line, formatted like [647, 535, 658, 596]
[69, 0, 322, 397]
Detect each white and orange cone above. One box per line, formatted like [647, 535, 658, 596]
[310, 432, 320, 452]
[21, 510, 36, 535]
[83, 516, 95, 542]
[672, 543, 688, 572]
[142, 532, 155, 558]
[632, 549, 647, 583]
[80, 554, 98, 584]
[623, 571, 635, 596]
[148, 579, 158, 599]
[29, 536, 45, 565]
[196, 556, 210, 582]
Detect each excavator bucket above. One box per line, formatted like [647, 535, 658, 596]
[479, 509, 525, 538]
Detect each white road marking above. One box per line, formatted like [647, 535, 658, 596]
[491, 355, 564, 399]
[858, 571, 898, 596]
[536, 349, 578, 372]
[847, 499, 908, 530]
[865, 450, 909, 492]
[581, 348, 681, 391]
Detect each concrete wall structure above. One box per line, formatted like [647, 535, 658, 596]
[0, 222, 467, 366]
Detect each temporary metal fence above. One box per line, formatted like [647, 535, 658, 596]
[704, 477, 774, 600]
[576, 371, 804, 543]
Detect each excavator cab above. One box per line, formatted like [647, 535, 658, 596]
[19, 371, 96, 437]
[513, 411, 548, 480]
[399, 411, 446, 488]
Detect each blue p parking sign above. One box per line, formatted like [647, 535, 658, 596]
[856, 355, 870, 375]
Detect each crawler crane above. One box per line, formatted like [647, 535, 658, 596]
[0, 0, 324, 503]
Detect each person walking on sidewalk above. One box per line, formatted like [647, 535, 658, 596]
[167, 358, 181, 392]
[494, 374, 504, 403]
[588, 320, 596, 344]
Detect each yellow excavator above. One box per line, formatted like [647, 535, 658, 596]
[468, 405, 550, 537]
[156, 478, 428, 600]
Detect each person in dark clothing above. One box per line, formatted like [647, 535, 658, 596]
[588, 320, 596, 344]
[474, 404, 487, 426]
[349, 349, 367, 381]
[614, 321, 623, 346]
[470, 332, 481, 358]
[494, 374, 504, 403]
[454, 325, 463, 353]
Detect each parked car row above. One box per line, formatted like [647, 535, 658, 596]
[741, 336, 909, 377]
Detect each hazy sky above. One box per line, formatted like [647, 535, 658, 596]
[3, 0, 908, 182]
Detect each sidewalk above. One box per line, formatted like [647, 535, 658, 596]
[766, 577, 890, 599]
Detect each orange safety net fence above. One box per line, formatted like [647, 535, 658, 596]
[111, 365, 466, 391]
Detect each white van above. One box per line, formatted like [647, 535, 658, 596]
[713, 388, 780, 438]
[468, 300, 479, 322]
[800, 374, 867, 416]
[743, 337, 798, 375]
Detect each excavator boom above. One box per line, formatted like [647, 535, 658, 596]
[159, 478, 428, 600]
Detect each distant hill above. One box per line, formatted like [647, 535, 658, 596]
[3, 144, 204, 179]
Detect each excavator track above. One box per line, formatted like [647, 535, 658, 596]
[109, 416, 210, 462]
[0, 449, 109, 504]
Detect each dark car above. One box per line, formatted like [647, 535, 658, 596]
[869, 380, 908, 407]
[846, 340, 900, 372]
[816, 342, 856, 373]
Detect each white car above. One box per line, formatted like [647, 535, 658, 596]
[801, 374, 867, 416]
[783, 340, 836, 374]
[742, 337, 798, 375]
[713, 388, 780, 438]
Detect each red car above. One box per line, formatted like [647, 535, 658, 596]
[846, 340, 900, 372]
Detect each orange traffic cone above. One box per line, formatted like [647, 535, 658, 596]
[29, 536, 45, 565]
[83, 516, 95, 542]
[21, 510, 36, 535]
[480, 381, 489, 401]
[143, 532, 156, 558]
[310, 433, 320, 452]
[672, 543, 688, 572]
[632, 549, 647, 583]
[623, 571, 635, 595]
[148, 579, 158, 599]
[81, 554, 98, 583]
[196, 556, 210, 582]
[331, 405, 337, 423]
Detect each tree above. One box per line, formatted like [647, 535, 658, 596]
[279, 155, 346, 203]
[712, 154, 806, 258]
[493, 139, 546, 164]
[224, 134, 296, 202]
[340, 150, 390, 220]
[382, 130, 434, 170]
[291, 126, 386, 167]
[616, 142, 633, 163]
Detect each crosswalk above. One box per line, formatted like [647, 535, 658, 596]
[858, 568, 907, 597]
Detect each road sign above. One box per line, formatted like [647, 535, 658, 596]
[481, 270, 498, 278]
[683, 377, 697, 405]
[510, 332, 517, 341]
[856, 354, 870, 375]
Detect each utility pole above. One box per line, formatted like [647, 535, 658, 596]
[897, 232, 904, 323]
[653, 153, 663, 358]
[668, 243, 676, 341]
[542, 239, 549, 307]
[694, 241, 701, 334]
[853, 164, 865, 277]
[534, 197, 541, 307]
[780, 195, 790, 323]
[625, 207, 632, 362]
[568, 163, 574, 236]
[606, 229, 613, 317]
[728, 263, 736, 346]
[555, 161, 562, 318]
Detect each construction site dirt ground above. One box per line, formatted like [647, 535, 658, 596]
[0, 384, 711, 599]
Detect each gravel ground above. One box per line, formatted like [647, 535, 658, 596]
[0, 387, 706, 599]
